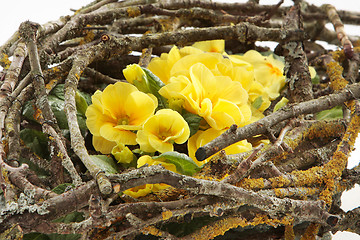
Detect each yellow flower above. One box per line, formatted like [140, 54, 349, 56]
[188, 128, 252, 166]
[123, 155, 177, 198]
[122, 64, 150, 93]
[85, 82, 157, 150]
[92, 135, 116, 154]
[136, 109, 190, 153]
[147, 46, 181, 84]
[159, 63, 250, 130]
[147, 40, 226, 84]
[123, 63, 146, 85]
[232, 50, 286, 100]
[191, 40, 225, 53]
[111, 143, 134, 164]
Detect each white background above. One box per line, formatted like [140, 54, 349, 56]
[1, 0, 360, 239]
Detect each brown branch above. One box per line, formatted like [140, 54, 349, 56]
[221, 143, 264, 184]
[108, 165, 337, 226]
[0, 180, 98, 233]
[64, 43, 112, 194]
[336, 207, 360, 235]
[0, 41, 27, 98]
[19, 21, 82, 186]
[195, 82, 360, 161]
[5, 84, 33, 165]
[282, 5, 313, 104]
[108, 22, 306, 55]
[323, 4, 354, 59]
[84, 67, 122, 84]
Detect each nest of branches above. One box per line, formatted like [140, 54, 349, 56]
[1, 0, 360, 239]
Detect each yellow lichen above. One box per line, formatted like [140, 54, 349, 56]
[162, 210, 173, 221]
[0, 53, 11, 69]
[326, 61, 348, 91]
[80, 26, 95, 45]
[141, 226, 163, 237]
[127, 6, 141, 18]
[237, 178, 265, 190]
[270, 175, 291, 188]
[188, 213, 294, 240]
[45, 79, 59, 90]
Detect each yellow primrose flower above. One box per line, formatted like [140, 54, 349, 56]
[159, 63, 249, 130]
[147, 40, 226, 84]
[188, 128, 252, 166]
[122, 64, 150, 93]
[232, 50, 286, 100]
[191, 39, 225, 53]
[92, 135, 116, 154]
[136, 109, 190, 153]
[147, 46, 181, 84]
[123, 155, 177, 198]
[214, 57, 254, 92]
[85, 82, 157, 148]
[111, 143, 134, 164]
[123, 63, 145, 85]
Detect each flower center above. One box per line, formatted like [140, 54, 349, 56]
[118, 118, 129, 126]
[266, 63, 282, 76]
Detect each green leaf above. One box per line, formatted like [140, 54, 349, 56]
[22, 85, 88, 135]
[273, 97, 289, 112]
[47, 234, 81, 240]
[154, 151, 201, 176]
[24, 233, 51, 240]
[20, 129, 50, 160]
[51, 183, 74, 194]
[90, 155, 119, 174]
[316, 105, 343, 120]
[24, 232, 81, 240]
[182, 111, 202, 137]
[22, 100, 37, 124]
[75, 91, 88, 116]
[49, 84, 65, 101]
[53, 211, 84, 223]
[142, 67, 168, 109]
[312, 74, 320, 84]
[48, 95, 68, 129]
[252, 96, 263, 109]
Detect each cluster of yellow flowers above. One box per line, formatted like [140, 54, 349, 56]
[85, 40, 289, 198]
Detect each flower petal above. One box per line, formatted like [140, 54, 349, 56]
[100, 123, 137, 145]
[101, 82, 138, 119]
[136, 130, 157, 153]
[148, 135, 174, 153]
[92, 135, 117, 154]
[125, 91, 157, 126]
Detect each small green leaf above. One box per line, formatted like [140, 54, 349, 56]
[47, 234, 81, 240]
[51, 183, 74, 194]
[316, 105, 343, 120]
[53, 211, 84, 223]
[90, 155, 119, 174]
[154, 151, 201, 176]
[23, 233, 51, 240]
[182, 111, 202, 137]
[50, 84, 65, 101]
[311, 74, 320, 84]
[75, 91, 88, 116]
[48, 95, 68, 129]
[252, 96, 263, 109]
[22, 100, 37, 123]
[273, 97, 288, 112]
[20, 128, 50, 160]
[142, 67, 168, 109]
